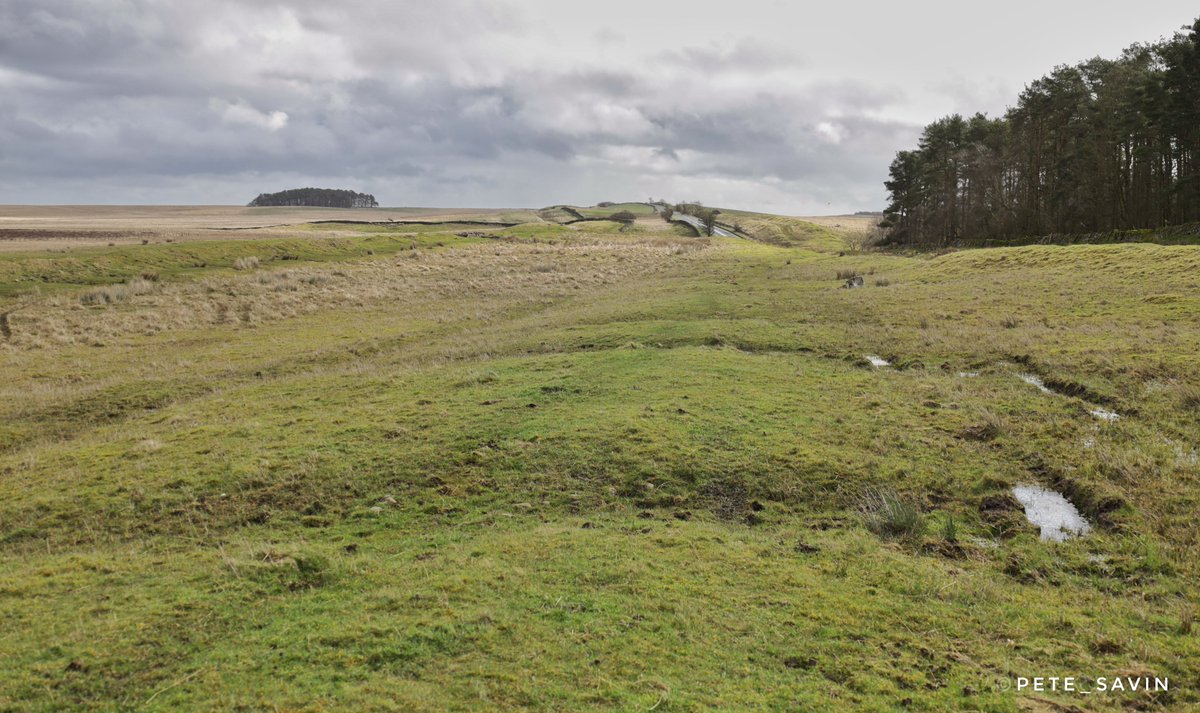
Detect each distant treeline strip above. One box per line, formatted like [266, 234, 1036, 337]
[883, 18, 1200, 246]
[249, 188, 378, 208]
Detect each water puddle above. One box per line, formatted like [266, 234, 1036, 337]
[865, 355, 890, 368]
[1019, 373, 1122, 421]
[1012, 484, 1091, 542]
[958, 371, 980, 378]
[1018, 373, 1053, 395]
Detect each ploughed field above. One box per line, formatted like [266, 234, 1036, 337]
[1, 206, 1197, 711]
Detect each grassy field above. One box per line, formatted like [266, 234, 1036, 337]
[0, 206, 542, 253]
[574, 203, 657, 218]
[1, 208, 1198, 711]
[713, 209, 853, 251]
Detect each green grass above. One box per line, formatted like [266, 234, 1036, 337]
[574, 203, 655, 218]
[0, 231, 485, 303]
[1, 220, 1198, 710]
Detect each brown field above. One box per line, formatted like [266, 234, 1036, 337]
[0, 205, 542, 252]
[797, 214, 880, 233]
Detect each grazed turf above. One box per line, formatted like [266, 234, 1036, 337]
[1, 218, 1197, 711]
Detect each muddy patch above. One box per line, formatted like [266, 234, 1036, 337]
[1012, 484, 1091, 542]
[978, 493, 1032, 539]
[1041, 376, 1113, 405]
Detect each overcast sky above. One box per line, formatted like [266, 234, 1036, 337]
[1, 1, 1196, 213]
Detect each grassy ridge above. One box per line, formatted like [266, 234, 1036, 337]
[574, 203, 656, 218]
[713, 209, 848, 251]
[0, 229, 486, 302]
[1, 222, 1198, 710]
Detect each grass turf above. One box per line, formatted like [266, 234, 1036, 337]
[1, 217, 1197, 711]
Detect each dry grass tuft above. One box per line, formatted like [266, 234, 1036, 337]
[14, 233, 713, 348]
[1096, 445, 1159, 483]
[80, 277, 157, 306]
[961, 409, 1004, 441]
[1177, 382, 1200, 412]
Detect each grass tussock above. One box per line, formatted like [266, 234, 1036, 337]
[79, 276, 156, 305]
[1177, 382, 1200, 412]
[940, 513, 958, 542]
[233, 256, 260, 270]
[960, 409, 1005, 441]
[834, 266, 876, 281]
[858, 487, 926, 541]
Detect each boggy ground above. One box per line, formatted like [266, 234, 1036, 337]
[1, 211, 1198, 711]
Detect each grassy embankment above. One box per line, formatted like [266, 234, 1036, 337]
[1, 214, 1198, 711]
[573, 203, 657, 219]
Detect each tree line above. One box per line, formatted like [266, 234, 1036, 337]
[882, 18, 1200, 246]
[248, 188, 378, 208]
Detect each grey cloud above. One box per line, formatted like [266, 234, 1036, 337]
[0, 0, 923, 211]
[656, 41, 805, 74]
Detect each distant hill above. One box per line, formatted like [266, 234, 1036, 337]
[248, 188, 378, 208]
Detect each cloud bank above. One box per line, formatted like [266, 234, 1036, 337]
[1, 0, 1195, 212]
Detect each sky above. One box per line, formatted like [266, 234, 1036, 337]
[1, 1, 1197, 213]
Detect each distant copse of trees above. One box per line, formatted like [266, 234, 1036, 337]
[882, 18, 1200, 246]
[248, 188, 378, 208]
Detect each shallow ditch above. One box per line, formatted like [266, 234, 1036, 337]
[1018, 373, 1054, 395]
[1018, 373, 1121, 421]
